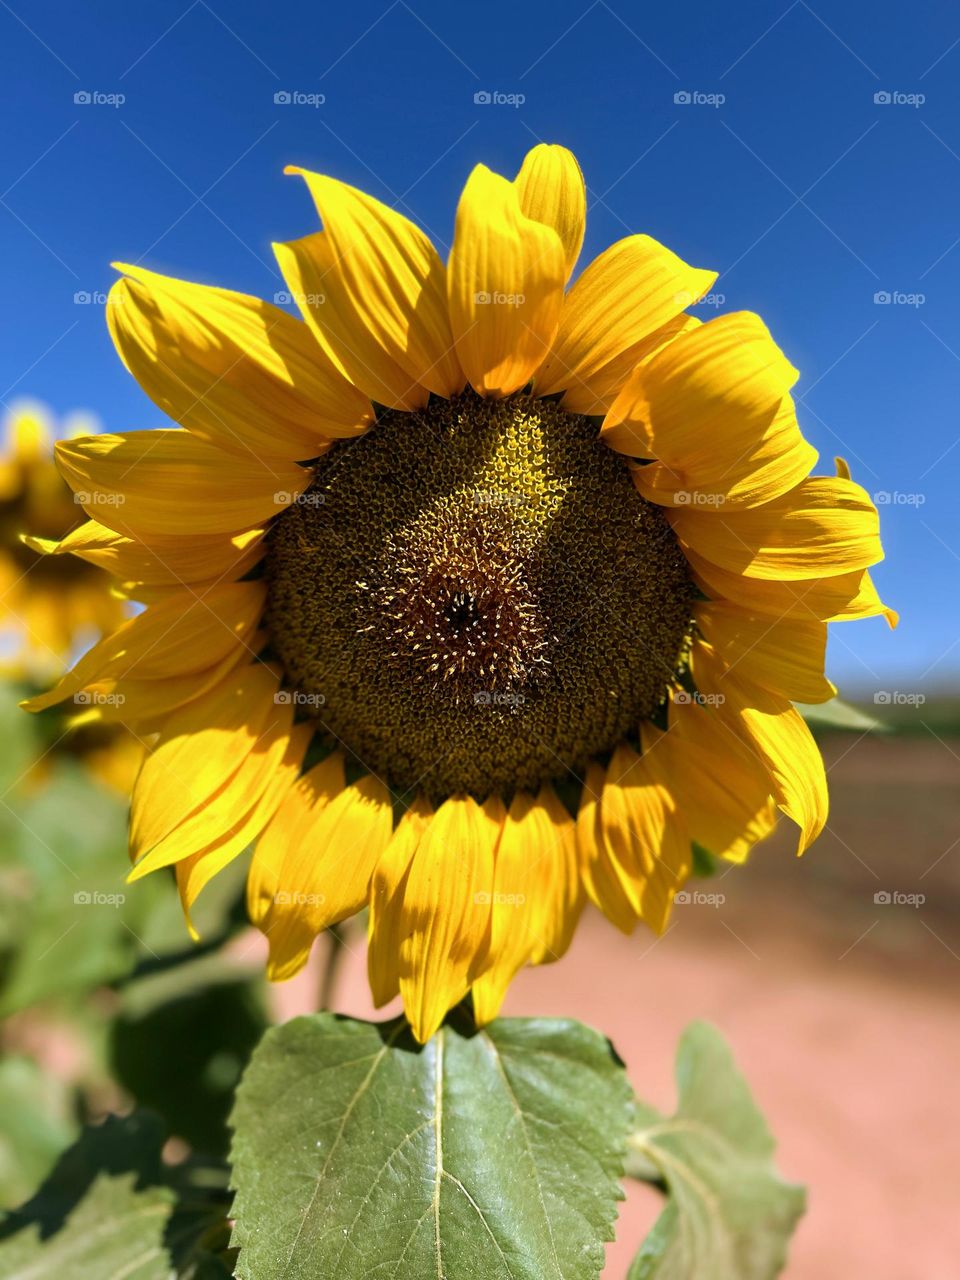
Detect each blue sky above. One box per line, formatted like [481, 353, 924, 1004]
[1, 0, 958, 692]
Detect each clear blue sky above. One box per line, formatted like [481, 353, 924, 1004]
[2, 0, 958, 692]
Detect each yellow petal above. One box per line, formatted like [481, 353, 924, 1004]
[672, 476, 884, 580]
[109, 264, 372, 457]
[22, 582, 265, 712]
[514, 143, 586, 280]
[691, 638, 828, 853]
[688, 551, 898, 627]
[447, 164, 565, 397]
[535, 235, 717, 399]
[600, 743, 691, 934]
[399, 794, 503, 1043]
[695, 600, 836, 703]
[554, 314, 702, 417]
[23, 521, 265, 586]
[129, 695, 296, 880]
[285, 169, 463, 402]
[247, 751, 345, 927]
[577, 760, 637, 934]
[472, 785, 581, 1025]
[367, 795, 434, 1007]
[603, 312, 816, 509]
[54, 430, 310, 536]
[130, 661, 282, 863]
[175, 723, 312, 937]
[258, 766, 393, 981]
[641, 695, 777, 864]
[274, 233, 422, 411]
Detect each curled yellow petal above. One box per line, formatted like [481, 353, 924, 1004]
[447, 164, 565, 397]
[514, 143, 586, 280]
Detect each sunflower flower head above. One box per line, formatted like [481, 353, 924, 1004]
[1, 400, 127, 681]
[24, 144, 894, 1042]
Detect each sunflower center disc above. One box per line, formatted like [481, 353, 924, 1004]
[266, 390, 694, 801]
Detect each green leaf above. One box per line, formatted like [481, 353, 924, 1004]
[0, 1057, 78, 1209]
[229, 1011, 632, 1279]
[0, 1113, 175, 1279]
[797, 697, 884, 732]
[627, 1022, 804, 1280]
[0, 1112, 235, 1279]
[0, 684, 247, 1014]
[111, 954, 268, 1156]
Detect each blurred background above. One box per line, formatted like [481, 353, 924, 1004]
[0, 3, 957, 1277]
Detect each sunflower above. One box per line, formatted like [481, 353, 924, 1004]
[0, 401, 127, 680]
[1, 401, 142, 794]
[23, 144, 893, 1042]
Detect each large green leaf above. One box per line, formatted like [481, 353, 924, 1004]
[627, 1022, 805, 1280]
[229, 1011, 632, 1279]
[0, 1112, 235, 1279]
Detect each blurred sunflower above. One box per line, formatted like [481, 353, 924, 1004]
[24, 145, 893, 1041]
[1, 401, 126, 679]
[2, 401, 142, 793]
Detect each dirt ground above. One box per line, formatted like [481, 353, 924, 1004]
[270, 730, 960, 1279]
